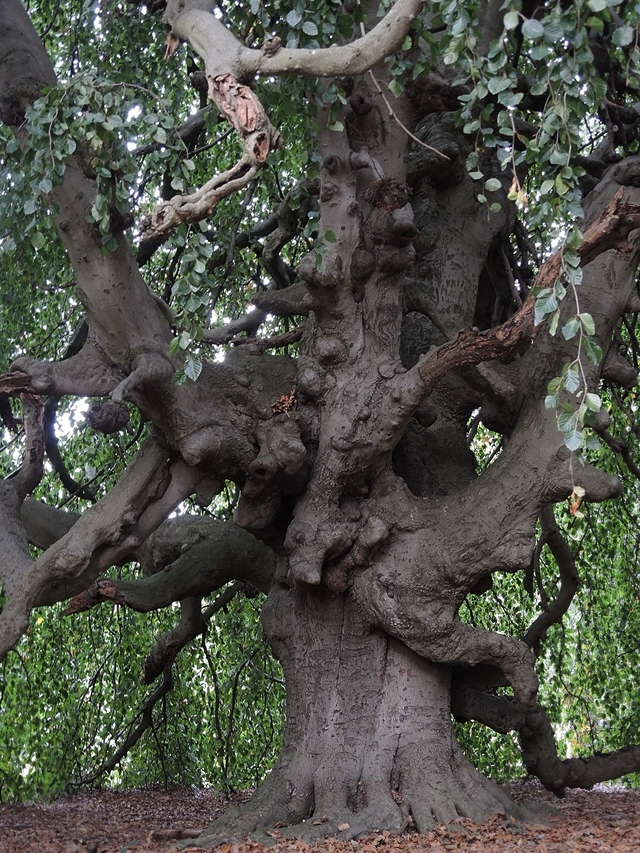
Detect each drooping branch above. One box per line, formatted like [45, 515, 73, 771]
[523, 505, 580, 652]
[142, 596, 205, 684]
[452, 686, 640, 793]
[65, 669, 175, 791]
[12, 393, 45, 502]
[142, 584, 242, 684]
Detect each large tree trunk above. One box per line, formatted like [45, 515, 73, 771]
[195, 583, 529, 846]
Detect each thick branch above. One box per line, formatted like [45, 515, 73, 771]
[408, 184, 640, 400]
[202, 308, 266, 344]
[62, 518, 276, 614]
[0, 439, 216, 661]
[164, 0, 426, 79]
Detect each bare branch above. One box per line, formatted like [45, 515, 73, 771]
[164, 0, 427, 80]
[523, 506, 580, 652]
[452, 685, 640, 793]
[409, 184, 640, 400]
[65, 669, 175, 791]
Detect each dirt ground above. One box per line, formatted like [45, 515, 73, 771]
[0, 780, 638, 853]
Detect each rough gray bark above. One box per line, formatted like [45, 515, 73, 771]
[2, 0, 640, 843]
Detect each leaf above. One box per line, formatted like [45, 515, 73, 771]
[487, 76, 512, 94]
[578, 313, 595, 335]
[612, 26, 634, 47]
[503, 10, 520, 30]
[534, 288, 558, 325]
[302, 20, 319, 36]
[548, 376, 562, 394]
[587, 0, 608, 11]
[286, 9, 302, 27]
[584, 337, 603, 364]
[558, 409, 579, 432]
[584, 392, 601, 412]
[562, 366, 581, 394]
[184, 357, 202, 382]
[522, 19, 544, 39]
[561, 317, 580, 340]
[324, 230, 337, 243]
[30, 231, 45, 249]
[563, 427, 584, 452]
[485, 178, 502, 192]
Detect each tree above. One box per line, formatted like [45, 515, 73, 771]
[1, 0, 640, 842]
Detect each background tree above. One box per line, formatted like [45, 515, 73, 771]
[1, 0, 640, 843]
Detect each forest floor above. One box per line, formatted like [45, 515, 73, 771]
[0, 779, 639, 853]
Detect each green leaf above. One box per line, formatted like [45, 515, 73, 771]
[30, 231, 45, 250]
[584, 337, 603, 364]
[503, 10, 520, 29]
[534, 288, 558, 325]
[522, 19, 544, 39]
[584, 433, 601, 451]
[612, 26, 634, 47]
[487, 76, 512, 94]
[584, 392, 601, 412]
[485, 178, 502, 192]
[563, 428, 584, 452]
[562, 366, 581, 394]
[578, 313, 595, 335]
[561, 317, 580, 340]
[565, 229, 584, 251]
[587, 0, 608, 11]
[548, 375, 563, 394]
[286, 9, 302, 27]
[558, 409, 579, 432]
[324, 230, 337, 243]
[184, 357, 202, 382]
[302, 20, 319, 36]
[545, 393, 559, 409]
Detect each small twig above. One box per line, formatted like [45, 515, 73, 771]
[358, 24, 449, 161]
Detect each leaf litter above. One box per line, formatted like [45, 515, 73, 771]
[0, 779, 638, 853]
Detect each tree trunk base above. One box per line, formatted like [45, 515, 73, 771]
[184, 585, 547, 849]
